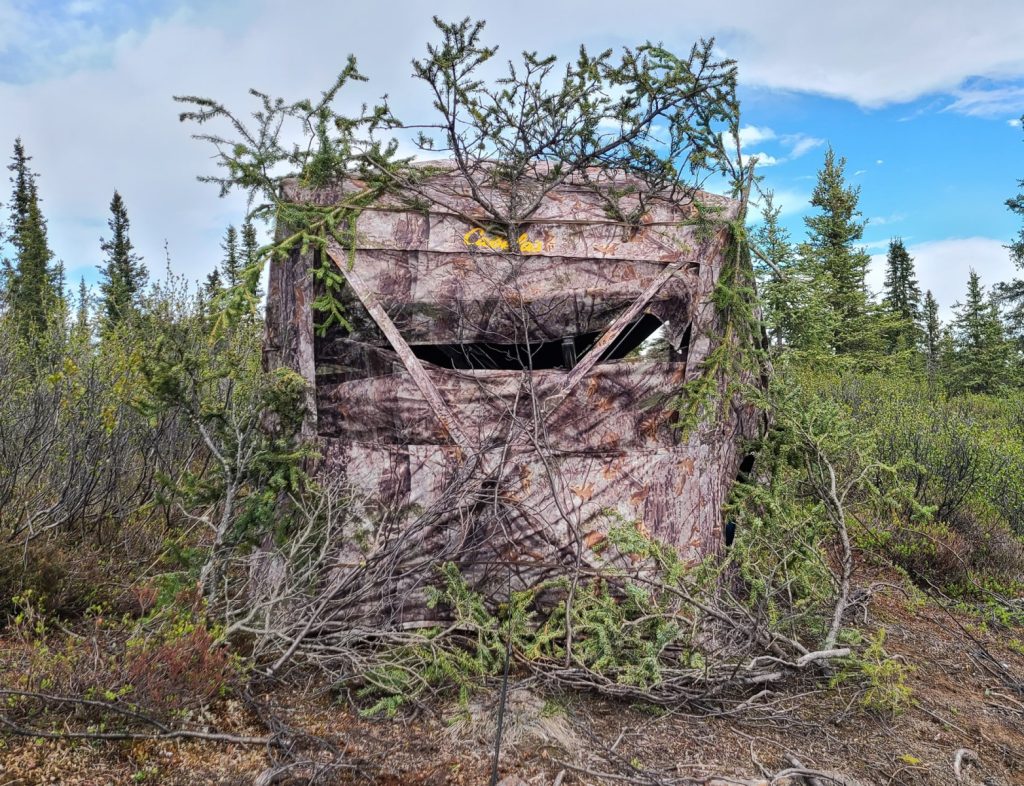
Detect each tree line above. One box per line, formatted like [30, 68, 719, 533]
[0, 137, 259, 344]
[754, 145, 1024, 393]
[4, 133, 1024, 397]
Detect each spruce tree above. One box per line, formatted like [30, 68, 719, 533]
[74, 276, 91, 341]
[98, 191, 147, 331]
[881, 238, 923, 354]
[998, 276, 1024, 352]
[204, 267, 224, 299]
[7, 139, 33, 230]
[998, 114, 1024, 353]
[1008, 114, 1024, 267]
[798, 147, 875, 355]
[241, 220, 258, 269]
[240, 219, 263, 300]
[221, 224, 241, 287]
[752, 191, 829, 351]
[5, 139, 59, 337]
[937, 326, 957, 384]
[923, 290, 941, 370]
[949, 270, 1012, 393]
[52, 259, 68, 324]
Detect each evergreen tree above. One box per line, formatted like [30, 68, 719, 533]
[241, 220, 258, 269]
[240, 219, 263, 301]
[1008, 114, 1024, 267]
[221, 224, 241, 287]
[98, 191, 147, 331]
[998, 114, 1024, 353]
[798, 147, 875, 355]
[752, 191, 829, 351]
[5, 139, 59, 337]
[948, 270, 1012, 393]
[203, 222, 260, 318]
[7, 139, 33, 231]
[74, 276, 91, 341]
[923, 290, 941, 370]
[937, 325, 957, 383]
[998, 276, 1024, 353]
[204, 267, 224, 299]
[881, 238, 923, 354]
[53, 259, 68, 325]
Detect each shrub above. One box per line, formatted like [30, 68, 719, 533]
[0, 536, 110, 618]
[831, 628, 913, 717]
[2, 592, 239, 725]
[794, 368, 1024, 593]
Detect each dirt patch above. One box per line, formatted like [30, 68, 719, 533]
[2, 576, 1022, 785]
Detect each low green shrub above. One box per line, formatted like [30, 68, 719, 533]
[3, 591, 240, 725]
[830, 628, 914, 717]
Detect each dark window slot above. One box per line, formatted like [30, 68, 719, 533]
[601, 313, 664, 363]
[724, 454, 757, 549]
[409, 314, 664, 371]
[724, 520, 736, 548]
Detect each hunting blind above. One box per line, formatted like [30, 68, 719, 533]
[263, 165, 762, 619]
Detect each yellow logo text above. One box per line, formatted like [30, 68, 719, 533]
[463, 227, 543, 254]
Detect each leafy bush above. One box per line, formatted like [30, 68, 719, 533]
[3, 591, 239, 723]
[831, 628, 914, 717]
[785, 366, 1024, 595]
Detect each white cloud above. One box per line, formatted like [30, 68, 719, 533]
[945, 83, 1024, 118]
[747, 152, 780, 167]
[730, 128, 822, 168]
[783, 134, 825, 159]
[868, 237, 1017, 319]
[876, 160, 884, 165]
[67, 1, 101, 15]
[2, 0, 1024, 285]
[869, 213, 907, 226]
[738, 125, 776, 147]
[1010, 118, 1022, 127]
[853, 169, 866, 176]
[712, 2, 1024, 109]
[0, 2, 29, 54]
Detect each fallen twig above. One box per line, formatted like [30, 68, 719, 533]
[952, 748, 977, 782]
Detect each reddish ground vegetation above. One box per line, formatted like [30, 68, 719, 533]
[1, 565, 1021, 786]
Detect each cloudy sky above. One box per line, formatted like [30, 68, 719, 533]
[2, 0, 1024, 316]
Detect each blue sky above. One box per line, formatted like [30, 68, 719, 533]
[2, 0, 1024, 318]
[744, 87, 1023, 242]
[740, 83, 1024, 309]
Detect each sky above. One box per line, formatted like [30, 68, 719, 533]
[2, 0, 1024, 318]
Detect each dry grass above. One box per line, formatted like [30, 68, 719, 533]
[1, 565, 1021, 786]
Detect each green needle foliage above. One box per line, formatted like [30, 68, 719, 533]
[175, 57, 408, 332]
[753, 191, 829, 350]
[797, 147, 876, 357]
[412, 17, 743, 223]
[923, 290, 942, 371]
[98, 191, 148, 333]
[175, 17, 748, 336]
[881, 238, 923, 356]
[3, 139, 60, 341]
[948, 270, 1014, 394]
[998, 115, 1024, 353]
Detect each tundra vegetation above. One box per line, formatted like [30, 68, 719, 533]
[1, 17, 1023, 785]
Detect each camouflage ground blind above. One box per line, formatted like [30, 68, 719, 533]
[263, 167, 762, 619]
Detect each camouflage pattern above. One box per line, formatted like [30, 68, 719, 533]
[264, 168, 762, 620]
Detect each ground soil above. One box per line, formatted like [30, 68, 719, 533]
[2, 568, 1022, 786]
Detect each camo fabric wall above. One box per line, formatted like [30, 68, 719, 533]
[264, 168, 763, 620]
